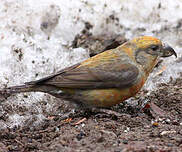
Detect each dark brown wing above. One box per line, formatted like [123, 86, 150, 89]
[27, 62, 139, 89]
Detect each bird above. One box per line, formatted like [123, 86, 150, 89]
[0, 36, 177, 108]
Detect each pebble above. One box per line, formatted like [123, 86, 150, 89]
[124, 127, 130, 133]
[160, 130, 176, 136]
[165, 118, 171, 123]
[122, 140, 128, 144]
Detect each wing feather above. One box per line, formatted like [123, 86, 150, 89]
[27, 61, 139, 89]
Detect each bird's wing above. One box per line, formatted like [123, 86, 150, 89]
[27, 60, 139, 89]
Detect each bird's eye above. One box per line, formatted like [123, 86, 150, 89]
[150, 45, 159, 51]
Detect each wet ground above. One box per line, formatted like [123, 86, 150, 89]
[0, 22, 182, 152]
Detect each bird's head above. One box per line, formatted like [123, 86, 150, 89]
[132, 36, 177, 58]
[127, 36, 177, 75]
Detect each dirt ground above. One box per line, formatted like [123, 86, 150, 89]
[0, 22, 182, 152]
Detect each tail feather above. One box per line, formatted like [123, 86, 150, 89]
[0, 84, 35, 99]
[5, 84, 35, 93]
[0, 83, 62, 100]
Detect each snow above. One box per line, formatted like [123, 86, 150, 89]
[0, 0, 181, 128]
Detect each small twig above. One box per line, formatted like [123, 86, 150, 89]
[15, 139, 24, 146]
[74, 118, 87, 125]
[155, 65, 166, 76]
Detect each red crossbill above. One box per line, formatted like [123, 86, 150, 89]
[0, 36, 177, 108]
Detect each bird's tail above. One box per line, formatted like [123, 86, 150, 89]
[0, 83, 61, 101]
[0, 84, 35, 99]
